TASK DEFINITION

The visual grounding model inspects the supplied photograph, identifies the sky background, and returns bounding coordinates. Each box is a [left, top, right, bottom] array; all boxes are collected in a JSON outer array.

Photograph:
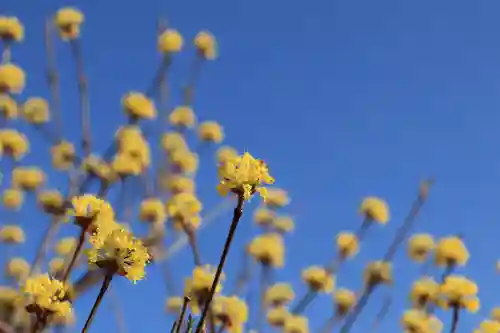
[[3, 0, 500, 332]]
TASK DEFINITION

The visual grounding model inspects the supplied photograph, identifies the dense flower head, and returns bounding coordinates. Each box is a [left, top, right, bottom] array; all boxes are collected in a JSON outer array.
[[54, 237, 77, 256], [48, 258, 66, 276], [216, 146, 238, 165], [212, 295, 248, 333], [334, 288, 356, 316], [161, 131, 187, 153], [51, 140, 76, 170], [194, 30, 218, 60], [265, 283, 295, 306], [86, 227, 151, 283], [190, 264, 225, 294], [248, 233, 285, 267], [169, 148, 199, 175], [217, 152, 275, 201], [0, 225, 25, 244], [12, 166, 46, 191], [0, 129, 29, 160], [435, 236, 469, 267], [272, 215, 295, 233], [0, 63, 26, 94], [139, 198, 167, 224], [161, 174, 196, 194], [301, 266, 335, 293], [267, 306, 290, 327], [284, 315, 309, 333], [254, 207, 276, 226], [5, 257, 30, 281], [2, 188, 24, 210], [122, 92, 156, 119], [476, 320, 500, 333], [158, 29, 183, 53], [264, 187, 290, 208], [166, 192, 202, 230], [21, 274, 72, 317], [364, 261, 392, 287], [410, 277, 440, 308], [408, 233, 435, 263], [22, 97, 50, 124], [169, 106, 196, 128], [359, 196, 390, 224], [54, 7, 84, 40], [198, 120, 224, 143], [336, 232, 359, 258], [438, 275, 480, 313], [0, 16, 24, 42], [401, 309, 437, 333], [0, 94, 18, 119], [37, 189, 65, 215], [165, 296, 183, 314]]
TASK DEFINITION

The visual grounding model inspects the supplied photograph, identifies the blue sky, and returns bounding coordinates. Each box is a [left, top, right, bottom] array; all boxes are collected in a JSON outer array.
[[3, 0, 500, 332]]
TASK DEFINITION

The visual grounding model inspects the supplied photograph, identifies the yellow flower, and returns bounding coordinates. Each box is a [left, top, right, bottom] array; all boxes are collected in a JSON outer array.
[[435, 236, 469, 267], [0, 129, 29, 160], [54, 7, 84, 40], [169, 149, 199, 175], [334, 288, 356, 317], [6, 257, 30, 281], [55, 237, 77, 257], [160, 175, 196, 194], [491, 307, 500, 322], [37, 190, 64, 215], [22, 97, 50, 124], [81, 155, 117, 183], [161, 132, 187, 153], [2, 188, 24, 210], [438, 275, 480, 313], [401, 309, 431, 333], [165, 296, 183, 313], [158, 29, 183, 53], [0, 286, 20, 303], [198, 121, 224, 143], [48, 258, 66, 276], [359, 197, 390, 224], [111, 153, 143, 176], [267, 306, 290, 327], [216, 146, 238, 165], [190, 265, 225, 295], [51, 140, 76, 170], [217, 152, 274, 201], [0, 16, 24, 42], [212, 296, 248, 333], [273, 215, 295, 233], [12, 166, 46, 191], [169, 106, 196, 128], [336, 232, 359, 258], [265, 188, 290, 208], [477, 320, 500, 333], [0, 225, 25, 244], [248, 233, 285, 268], [410, 277, 439, 307], [166, 192, 202, 230], [301, 266, 334, 293], [364, 261, 392, 287], [265, 283, 295, 306], [0, 63, 26, 94], [283, 315, 309, 333], [139, 198, 166, 224], [22, 274, 72, 317], [254, 207, 276, 226], [408, 233, 435, 263], [86, 228, 151, 283], [194, 30, 217, 60], [0, 94, 18, 119], [122, 92, 156, 120]]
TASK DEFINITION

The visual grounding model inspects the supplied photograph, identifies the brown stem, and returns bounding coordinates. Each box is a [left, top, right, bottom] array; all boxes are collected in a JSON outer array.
[[370, 294, 391, 332], [1, 42, 11, 63], [44, 17, 62, 140], [186, 229, 202, 266], [70, 39, 92, 157], [175, 296, 191, 333], [319, 316, 339, 333], [81, 271, 114, 333], [450, 305, 459, 333], [339, 286, 374, 333], [62, 228, 85, 282], [194, 195, 245, 333], [257, 264, 271, 333]]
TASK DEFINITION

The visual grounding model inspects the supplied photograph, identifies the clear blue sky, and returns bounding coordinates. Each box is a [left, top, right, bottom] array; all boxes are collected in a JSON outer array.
[[4, 0, 500, 332]]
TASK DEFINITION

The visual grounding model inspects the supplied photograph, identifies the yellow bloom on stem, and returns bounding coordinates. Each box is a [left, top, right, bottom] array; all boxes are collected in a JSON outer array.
[[265, 188, 290, 208], [12, 166, 46, 191], [364, 261, 392, 288], [438, 275, 480, 313], [0, 129, 30, 160], [336, 232, 359, 258], [408, 233, 435, 263], [86, 228, 151, 283], [0, 94, 18, 119], [191, 264, 225, 294], [0, 63, 26, 94], [2, 188, 24, 210], [267, 306, 290, 327], [169, 149, 199, 175], [283, 315, 309, 333], [81, 155, 117, 183], [54, 7, 84, 40], [161, 132, 187, 153], [6, 257, 30, 281], [0, 16, 24, 42], [212, 295, 248, 333], [273, 215, 295, 233], [0, 286, 20, 303], [48, 258, 66, 276], [169, 106, 196, 128], [254, 207, 276, 226], [111, 153, 143, 176], [434, 236, 469, 267], [37, 189, 65, 215], [401, 309, 432, 333], [122, 92, 156, 120], [217, 152, 275, 201], [55, 237, 77, 257], [194, 30, 218, 60], [410, 277, 439, 308], [22, 274, 72, 318], [265, 283, 295, 306], [301, 266, 334, 293], [334, 288, 356, 317], [476, 320, 500, 333], [216, 146, 238, 165], [248, 233, 285, 268], [158, 29, 183, 53], [198, 121, 224, 144], [161, 175, 196, 194], [359, 196, 390, 224], [165, 296, 183, 314], [166, 192, 203, 228], [0, 225, 25, 244], [139, 198, 167, 224], [22, 97, 50, 124]]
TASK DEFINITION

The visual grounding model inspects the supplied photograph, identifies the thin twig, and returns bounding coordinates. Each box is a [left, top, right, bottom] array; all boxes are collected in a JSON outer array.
[[81, 272, 114, 333]]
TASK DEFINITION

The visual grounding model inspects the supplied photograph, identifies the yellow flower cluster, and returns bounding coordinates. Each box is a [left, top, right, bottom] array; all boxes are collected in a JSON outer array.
[[248, 233, 285, 268], [21, 274, 72, 318]]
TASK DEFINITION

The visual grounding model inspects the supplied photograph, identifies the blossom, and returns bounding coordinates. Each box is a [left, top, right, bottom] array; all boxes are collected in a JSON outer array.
[[6, 257, 30, 281], [86, 228, 151, 283], [359, 197, 390, 224], [0, 16, 24, 42], [0, 225, 25, 244], [22, 97, 50, 124], [212, 296, 248, 333], [283, 315, 309, 333], [334, 288, 356, 317], [0, 63, 25, 94], [54, 7, 84, 40], [198, 121, 224, 143], [301, 266, 334, 293], [435, 236, 469, 267], [364, 261, 392, 287], [217, 152, 274, 201], [55, 238, 77, 256], [169, 106, 196, 128], [408, 233, 435, 263], [248, 233, 285, 267], [194, 30, 217, 60], [122, 92, 156, 120], [0, 94, 18, 119], [22, 274, 72, 318], [336, 232, 359, 258], [267, 306, 290, 327], [438, 275, 480, 313], [2, 188, 24, 210], [158, 29, 183, 53], [265, 283, 295, 306]]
